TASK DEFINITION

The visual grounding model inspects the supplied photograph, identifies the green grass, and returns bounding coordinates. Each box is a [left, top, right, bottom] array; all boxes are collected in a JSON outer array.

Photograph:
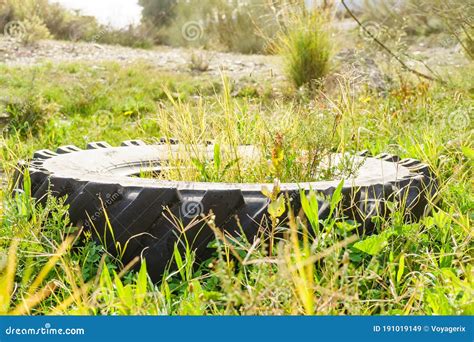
[[0, 60, 472, 315], [276, 10, 334, 88]]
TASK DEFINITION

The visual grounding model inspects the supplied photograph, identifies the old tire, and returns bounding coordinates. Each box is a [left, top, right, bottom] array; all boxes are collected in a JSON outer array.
[[14, 140, 436, 281]]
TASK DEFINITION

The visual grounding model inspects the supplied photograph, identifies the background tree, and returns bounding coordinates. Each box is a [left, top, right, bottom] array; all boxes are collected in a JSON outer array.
[[139, 0, 177, 28]]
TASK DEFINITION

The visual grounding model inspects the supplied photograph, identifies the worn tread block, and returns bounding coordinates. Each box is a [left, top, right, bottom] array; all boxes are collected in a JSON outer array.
[[121, 140, 146, 147], [110, 187, 182, 260], [187, 189, 246, 257], [56, 145, 82, 154], [87, 141, 113, 149], [33, 149, 58, 160], [160, 137, 179, 145]]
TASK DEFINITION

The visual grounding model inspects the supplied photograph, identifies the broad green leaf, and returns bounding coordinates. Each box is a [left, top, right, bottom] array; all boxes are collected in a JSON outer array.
[[136, 261, 148, 306], [461, 146, 474, 161], [329, 180, 344, 217], [173, 244, 185, 281], [268, 195, 285, 218], [261, 185, 272, 199], [300, 189, 319, 232], [100, 264, 113, 290], [397, 254, 405, 283], [354, 230, 394, 256], [23, 168, 31, 199], [213, 143, 221, 171], [113, 272, 134, 310]]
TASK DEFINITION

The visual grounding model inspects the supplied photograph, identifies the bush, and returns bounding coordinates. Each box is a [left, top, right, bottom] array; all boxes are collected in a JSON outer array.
[[0, 0, 52, 44], [0, 0, 154, 48], [96, 24, 155, 49], [160, 0, 282, 54], [276, 9, 333, 88], [211, 0, 280, 54], [5, 96, 58, 136], [0, 0, 14, 28], [139, 0, 176, 28], [20, 14, 51, 45], [1, 0, 73, 43]]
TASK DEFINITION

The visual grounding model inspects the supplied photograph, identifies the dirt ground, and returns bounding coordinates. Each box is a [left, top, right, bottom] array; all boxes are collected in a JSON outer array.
[[0, 38, 283, 81]]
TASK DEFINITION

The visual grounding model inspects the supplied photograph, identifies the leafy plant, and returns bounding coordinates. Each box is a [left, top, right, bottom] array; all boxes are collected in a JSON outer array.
[[191, 143, 240, 182], [20, 15, 51, 44]]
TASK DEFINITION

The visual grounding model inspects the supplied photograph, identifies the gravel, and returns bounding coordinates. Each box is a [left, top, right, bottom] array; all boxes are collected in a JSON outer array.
[[0, 37, 283, 81]]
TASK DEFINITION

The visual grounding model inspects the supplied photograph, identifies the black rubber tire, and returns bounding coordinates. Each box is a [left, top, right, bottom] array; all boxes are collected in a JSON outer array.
[[13, 140, 436, 281]]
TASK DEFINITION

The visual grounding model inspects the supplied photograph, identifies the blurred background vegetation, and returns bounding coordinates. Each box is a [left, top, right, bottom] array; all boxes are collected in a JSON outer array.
[[0, 0, 470, 56], [1, 0, 471, 91]]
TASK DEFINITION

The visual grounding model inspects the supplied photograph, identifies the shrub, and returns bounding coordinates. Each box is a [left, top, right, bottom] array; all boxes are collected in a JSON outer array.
[[276, 9, 334, 88], [139, 0, 177, 28], [20, 14, 51, 45], [1, 0, 67, 43], [93, 24, 154, 49], [188, 52, 210, 72], [0, 0, 50, 44], [0, 0, 14, 29], [210, 0, 280, 54], [0, 0, 154, 48], [160, 0, 282, 54]]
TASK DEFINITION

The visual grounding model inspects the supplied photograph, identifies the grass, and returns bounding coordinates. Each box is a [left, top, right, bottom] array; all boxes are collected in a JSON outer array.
[[0, 58, 472, 315], [276, 9, 334, 88]]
